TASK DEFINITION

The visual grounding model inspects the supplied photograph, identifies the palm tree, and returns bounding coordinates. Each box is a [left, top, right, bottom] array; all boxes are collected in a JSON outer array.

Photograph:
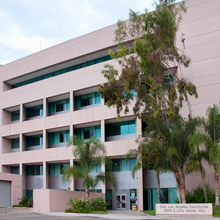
[[204, 104, 220, 206], [126, 135, 168, 204], [62, 136, 118, 200], [187, 130, 210, 202], [144, 113, 204, 204]]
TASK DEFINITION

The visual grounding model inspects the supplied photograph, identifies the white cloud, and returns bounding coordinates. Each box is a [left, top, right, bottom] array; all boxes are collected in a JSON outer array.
[[11, 36, 53, 53], [0, 0, 157, 64]]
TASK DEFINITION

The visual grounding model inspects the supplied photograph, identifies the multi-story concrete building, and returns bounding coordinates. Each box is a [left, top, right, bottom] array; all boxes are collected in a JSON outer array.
[[0, 0, 219, 211]]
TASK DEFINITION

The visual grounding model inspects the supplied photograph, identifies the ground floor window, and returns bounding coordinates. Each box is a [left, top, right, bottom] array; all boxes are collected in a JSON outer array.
[[143, 188, 177, 210], [106, 189, 112, 210], [26, 190, 33, 198]]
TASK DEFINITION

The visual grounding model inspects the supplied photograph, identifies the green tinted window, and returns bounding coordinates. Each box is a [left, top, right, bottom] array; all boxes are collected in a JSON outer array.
[[12, 55, 112, 89], [11, 138, 19, 149], [105, 120, 135, 137], [26, 135, 43, 147], [49, 163, 70, 175], [11, 110, 20, 122], [48, 130, 70, 144], [74, 92, 101, 109], [11, 166, 19, 174], [48, 98, 70, 115], [75, 125, 101, 140], [26, 105, 43, 119], [26, 165, 43, 176]]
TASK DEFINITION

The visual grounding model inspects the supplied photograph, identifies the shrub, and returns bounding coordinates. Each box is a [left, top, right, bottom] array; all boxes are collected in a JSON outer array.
[[186, 184, 215, 203], [88, 197, 108, 212], [66, 197, 108, 213], [16, 196, 33, 207], [67, 198, 91, 213], [64, 208, 73, 213]]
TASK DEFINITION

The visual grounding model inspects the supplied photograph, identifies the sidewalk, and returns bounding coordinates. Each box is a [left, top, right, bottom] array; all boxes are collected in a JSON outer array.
[[42, 210, 158, 219], [41, 210, 220, 220]]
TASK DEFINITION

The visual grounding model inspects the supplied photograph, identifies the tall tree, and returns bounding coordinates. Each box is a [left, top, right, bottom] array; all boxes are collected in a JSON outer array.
[[188, 130, 210, 202], [62, 136, 118, 200], [205, 104, 220, 206], [126, 137, 168, 204], [98, 0, 198, 121], [148, 112, 205, 203], [98, 0, 199, 204]]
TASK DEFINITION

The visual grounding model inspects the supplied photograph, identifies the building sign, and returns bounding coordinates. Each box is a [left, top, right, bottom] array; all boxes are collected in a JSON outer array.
[[156, 204, 212, 215]]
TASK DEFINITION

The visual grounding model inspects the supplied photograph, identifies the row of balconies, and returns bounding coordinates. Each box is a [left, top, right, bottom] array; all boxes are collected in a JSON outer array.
[[2, 119, 136, 154]]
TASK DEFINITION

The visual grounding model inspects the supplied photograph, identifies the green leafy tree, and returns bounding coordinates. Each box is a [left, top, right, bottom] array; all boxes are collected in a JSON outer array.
[[98, 0, 198, 121], [62, 136, 118, 200], [98, 0, 200, 204]]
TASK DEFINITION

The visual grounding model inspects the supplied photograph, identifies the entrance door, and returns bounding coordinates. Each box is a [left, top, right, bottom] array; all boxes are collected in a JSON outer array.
[[116, 194, 126, 210]]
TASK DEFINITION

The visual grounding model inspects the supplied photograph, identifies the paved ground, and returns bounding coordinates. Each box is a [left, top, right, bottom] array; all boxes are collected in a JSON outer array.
[[0, 208, 220, 220]]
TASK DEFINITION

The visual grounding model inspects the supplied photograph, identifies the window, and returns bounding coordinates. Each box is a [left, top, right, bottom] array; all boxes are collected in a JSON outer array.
[[75, 126, 101, 140], [26, 190, 33, 198], [89, 163, 101, 173], [26, 165, 43, 176], [11, 55, 111, 89], [75, 92, 101, 109], [11, 166, 19, 174], [107, 158, 136, 172], [26, 135, 43, 147], [49, 163, 69, 175], [11, 138, 19, 149], [26, 105, 43, 119], [48, 98, 70, 115], [48, 130, 70, 144], [11, 110, 20, 122], [144, 188, 176, 210], [105, 120, 135, 137]]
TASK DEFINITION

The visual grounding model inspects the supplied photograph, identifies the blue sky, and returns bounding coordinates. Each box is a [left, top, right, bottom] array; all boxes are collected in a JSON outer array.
[[0, 0, 157, 64]]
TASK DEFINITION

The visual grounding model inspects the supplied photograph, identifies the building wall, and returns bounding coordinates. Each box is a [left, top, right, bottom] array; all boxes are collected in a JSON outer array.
[[179, 0, 220, 190], [0, 0, 219, 209]]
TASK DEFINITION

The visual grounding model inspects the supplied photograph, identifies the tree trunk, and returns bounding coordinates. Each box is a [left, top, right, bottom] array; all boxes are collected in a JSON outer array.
[[200, 162, 208, 202], [215, 171, 220, 206], [156, 170, 160, 204], [180, 170, 186, 204], [85, 165, 90, 201], [174, 172, 181, 203], [86, 187, 90, 201]]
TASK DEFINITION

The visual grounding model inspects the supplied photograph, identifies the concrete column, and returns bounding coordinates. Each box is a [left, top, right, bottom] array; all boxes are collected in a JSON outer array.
[[70, 159, 74, 191], [43, 129, 47, 149], [43, 161, 48, 189], [20, 104, 24, 122], [70, 124, 74, 139], [101, 95, 105, 106], [70, 91, 74, 112], [19, 134, 24, 152], [137, 167, 143, 211], [19, 163, 26, 197], [135, 117, 142, 138], [101, 163, 106, 194], [43, 98, 48, 117], [101, 119, 105, 143]]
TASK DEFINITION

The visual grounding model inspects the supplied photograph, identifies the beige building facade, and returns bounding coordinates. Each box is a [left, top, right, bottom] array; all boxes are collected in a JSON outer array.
[[0, 0, 219, 211]]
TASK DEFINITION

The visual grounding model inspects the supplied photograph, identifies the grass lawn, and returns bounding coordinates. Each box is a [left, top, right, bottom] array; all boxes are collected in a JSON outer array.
[[143, 206, 220, 217], [90, 211, 106, 214], [142, 210, 156, 216], [213, 206, 220, 217]]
